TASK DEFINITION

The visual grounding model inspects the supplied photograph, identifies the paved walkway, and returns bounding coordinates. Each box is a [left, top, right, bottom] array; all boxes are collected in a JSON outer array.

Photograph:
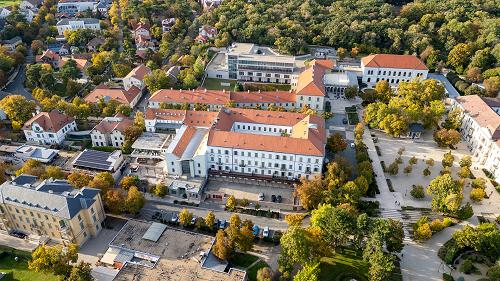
[[0, 232, 37, 252]]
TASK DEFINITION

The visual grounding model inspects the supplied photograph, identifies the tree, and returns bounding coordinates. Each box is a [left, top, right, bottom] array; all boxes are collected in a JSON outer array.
[[205, 211, 216, 230], [120, 176, 139, 190], [29, 244, 78, 276], [414, 223, 432, 241], [375, 80, 392, 103], [469, 48, 495, 71], [68, 262, 93, 281], [310, 204, 355, 252], [471, 178, 486, 190], [179, 208, 193, 226], [344, 86, 358, 99], [67, 172, 92, 188], [409, 156, 418, 165], [447, 43, 472, 73], [410, 185, 425, 198], [151, 182, 167, 197], [105, 189, 125, 214], [470, 188, 485, 202], [112, 63, 132, 78], [484, 77, 500, 97], [294, 262, 320, 281], [363, 233, 395, 281], [89, 172, 114, 191], [426, 174, 463, 213], [237, 226, 254, 252], [459, 156, 472, 168], [403, 165, 413, 175], [213, 230, 233, 260], [144, 69, 174, 93], [423, 167, 431, 177], [43, 166, 65, 180], [115, 104, 131, 116], [0, 95, 36, 129], [425, 158, 435, 167], [441, 151, 454, 168], [465, 67, 482, 83], [326, 132, 347, 153], [337, 48, 346, 59], [280, 227, 317, 265], [225, 195, 236, 211], [133, 112, 145, 131], [60, 59, 81, 80], [434, 129, 461, 148], [256, 267, 273, 281], [443, 108, 462, 130], [285, 214, 305, 227], [458, 166, 471, 179], [453, 223, 500, 260], [294, 175, 326, 211], [125, 186, 145, 214], [16, 159, 45, 177], [387, 162, 399, 175]]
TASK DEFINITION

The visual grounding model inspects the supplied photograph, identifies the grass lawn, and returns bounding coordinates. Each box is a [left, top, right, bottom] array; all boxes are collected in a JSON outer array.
[[246, 260, 269, 281], [345, 106, 359, 125], [242, 82, 291, 91], [0, 253, 59, 281], [231, 253, 260, 269], [202, 78, 237, 91], [319, 249, 369, 281], [0, 0, 19, 7]]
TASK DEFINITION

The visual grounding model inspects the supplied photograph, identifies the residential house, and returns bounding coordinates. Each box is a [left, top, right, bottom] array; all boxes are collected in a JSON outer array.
[[1, 36, 23, 52], [86, 37, 105, 52], [200, 0, 222, 9], [0, 175, 106, 245], [35, 49, 62, 68], [90, 114, 133, 148], [48, 43, 70, 55], [85, 84, 142, 108], [161, 18, 175, 33], [452, 95, 500, 182], [56, 18, 100, 36], [361, 54, 428, 88], [122, 64, 151, 91], [23, 110, 77, 145], [0, 7, 12, 19], [20, 0, 42, 10], [195, 25, 216, 44]]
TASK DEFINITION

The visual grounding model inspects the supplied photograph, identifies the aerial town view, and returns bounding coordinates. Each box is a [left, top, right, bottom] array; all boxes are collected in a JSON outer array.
[[0, 0, 498, 280]]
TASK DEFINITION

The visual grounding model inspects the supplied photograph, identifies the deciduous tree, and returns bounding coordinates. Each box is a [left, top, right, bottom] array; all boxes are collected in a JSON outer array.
[[179, 208, 193, 226], [125, 186, 145, 214], [67, 171, 92, 188]]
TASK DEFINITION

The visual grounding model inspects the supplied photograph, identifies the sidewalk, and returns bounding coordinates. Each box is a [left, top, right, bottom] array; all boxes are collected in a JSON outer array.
[[0, 232, 37, 252]]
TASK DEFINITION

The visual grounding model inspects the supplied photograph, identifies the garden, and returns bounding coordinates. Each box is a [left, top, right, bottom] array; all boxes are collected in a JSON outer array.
[[0, 249, 58, 281]]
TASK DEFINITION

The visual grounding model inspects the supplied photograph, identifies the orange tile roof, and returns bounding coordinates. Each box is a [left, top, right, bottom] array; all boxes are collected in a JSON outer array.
[[172, 126, 197, 157], [231, 91, 296, 104], [145, 108, 186, 121], [149, 89, 230, 105], [208, 108, 326, 156], [145, 108, 218, 127], [85, 85, 141, 106], [23, 110, 74, 133], [124, 64, 151, 80], [295, 60, 332, 97], [93, 115, 134, 134], [456, 95, 500, 142], [361, 54, 428, 70], [60, 57, 88, 70]]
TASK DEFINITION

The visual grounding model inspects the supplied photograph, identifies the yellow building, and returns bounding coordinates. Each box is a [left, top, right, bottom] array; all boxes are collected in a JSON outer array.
[[0, 175, 106, 246]]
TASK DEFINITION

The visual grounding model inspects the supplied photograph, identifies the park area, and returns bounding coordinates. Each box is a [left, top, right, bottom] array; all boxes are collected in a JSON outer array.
[[230, 253, 270, 281], [0, 250, 58, 281]]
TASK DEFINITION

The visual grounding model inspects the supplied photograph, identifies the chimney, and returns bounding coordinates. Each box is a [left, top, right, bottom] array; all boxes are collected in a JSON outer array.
[[204, 89, 207, 92], [223, 89, 225, 93]]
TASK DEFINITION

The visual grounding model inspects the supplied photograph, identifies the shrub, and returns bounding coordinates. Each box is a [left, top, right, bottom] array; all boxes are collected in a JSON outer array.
[[442, 273, 454, 281], [458, 166, 471, 179], [454, 203, 474, 220], [414, 223, 432, 241], [410, 185, 425, 199], [430, 219, 445, 232], [387, 162, 399, 175], [423, 167, 431, 177], [438, 239, 462, 264], [443, 217, 453, 227], [409, 156, 418, 165], [471, 178, 486, 189], [403, 164, 413, 175], [396, 156, 403, 164], [487, 265, 500, 279], [459, 259, 477, 274], [470, 188, 486, 202]]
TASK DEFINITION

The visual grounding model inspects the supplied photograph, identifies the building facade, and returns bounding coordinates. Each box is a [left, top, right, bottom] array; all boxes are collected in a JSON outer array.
[[23, 110, 77, 145], [0, 175, 105, 245], [85, 84, 142, 108], [56, 18, 100, 35], [90, 115, 133, 148], [123, 64, 151, 91], [361, 54, 428, 88], [452, 95, 500, 182], [57, 0, 97, 15]]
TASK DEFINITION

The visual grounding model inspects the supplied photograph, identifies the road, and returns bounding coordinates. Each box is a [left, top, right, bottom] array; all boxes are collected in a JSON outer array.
[[3, 48, 35, 100], [139, 201, 290, 231]]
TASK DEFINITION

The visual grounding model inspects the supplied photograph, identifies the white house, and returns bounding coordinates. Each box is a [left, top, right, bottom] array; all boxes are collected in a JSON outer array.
[[85, 84, 142, 108], [23, 110, 77, 145], [0, 7, 12, 19], [56, 18, 100, 35], [162, 108, 326, 180], [20, 0, 42, 10], [452, 95, 500, 183], [123, 64, 151, 91], [20, 8, 35, 22], [361, 54, 428, 88], [90, 114, 133, 148], [1, 36, 23, 52], [57, 0, 97, 15], [162, 18, 175, 33]]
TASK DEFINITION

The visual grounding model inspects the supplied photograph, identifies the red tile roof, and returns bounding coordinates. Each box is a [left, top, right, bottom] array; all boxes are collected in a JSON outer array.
[[361, 54, 428, 70], [172, 126, 197, 157], [149, 89, 230, 105], [93, 115, 133, 134], [231, 91, 296, 104], [23, 110, 74, 133], [145, 108, 218, 127], [295, 60, 333, 97], [85, 85, 141, 106], [456, 95, 500, 143], [124, 64, 151, 80]]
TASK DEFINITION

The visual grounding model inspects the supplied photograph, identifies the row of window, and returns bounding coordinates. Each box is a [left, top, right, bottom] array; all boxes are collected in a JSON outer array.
[[366, 77, 412, 84], [209, 149, 320, 163], [210, 165, 315, 178], [234, 124, 291, 134], [366, 69, 421, 77]]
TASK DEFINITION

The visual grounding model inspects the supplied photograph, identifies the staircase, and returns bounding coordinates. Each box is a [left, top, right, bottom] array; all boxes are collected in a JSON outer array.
[[379, 208, 434, 241]]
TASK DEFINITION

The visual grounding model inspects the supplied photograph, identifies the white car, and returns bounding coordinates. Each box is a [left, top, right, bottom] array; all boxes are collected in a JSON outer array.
[[258, 193, 265, 201], [350, 142, 355, 148], [262, 227, 269, 238]]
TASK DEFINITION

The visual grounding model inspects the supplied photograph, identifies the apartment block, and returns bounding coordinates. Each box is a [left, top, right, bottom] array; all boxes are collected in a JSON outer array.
[[0, 175, 105, 245], [23, 110, 77, 145], [361, 54, 428, 88]]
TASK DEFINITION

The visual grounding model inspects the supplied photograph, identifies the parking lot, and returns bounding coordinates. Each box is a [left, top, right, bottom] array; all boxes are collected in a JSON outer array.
[[205, 179, 296, 206]]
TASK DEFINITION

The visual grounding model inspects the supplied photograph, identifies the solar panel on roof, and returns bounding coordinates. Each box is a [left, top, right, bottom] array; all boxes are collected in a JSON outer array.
[[74, 150, 114, 170]]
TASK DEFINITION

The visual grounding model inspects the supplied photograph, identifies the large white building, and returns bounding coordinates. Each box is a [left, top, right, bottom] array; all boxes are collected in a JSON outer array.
[[206, 43, 304, 84], [361, 54, 428, 88], [56, 18, 100, 35], [452, 95, 500, 182], [161, 108, 326, 180], [23, 110, 77, 145], [57, 0, 97, 15], [90, 115, 133, 148]]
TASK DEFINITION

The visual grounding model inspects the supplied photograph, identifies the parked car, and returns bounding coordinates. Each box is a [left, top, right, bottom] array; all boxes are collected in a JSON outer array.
[[276, 195, 282, 203], [342, 118, 348, 124], [171, 214, 179, 223], [252, 225, 260, 236], [219, 220, 227, 229], [191, 216, 197, 225], [152, 211, 161, 220], [262, 227, 269, 238], [258, 193, 265, 201], [10, 231, 26, 239], [350, 142, 355, 148], [271, 195, 276, 202]]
